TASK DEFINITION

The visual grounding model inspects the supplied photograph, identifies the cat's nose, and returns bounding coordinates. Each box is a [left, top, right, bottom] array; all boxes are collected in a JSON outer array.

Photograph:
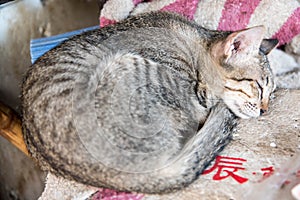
[[260, 101, 269, 116], [260, 108, 267, 115]]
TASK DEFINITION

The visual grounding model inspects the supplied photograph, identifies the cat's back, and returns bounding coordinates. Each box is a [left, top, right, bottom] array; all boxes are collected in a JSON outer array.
[[26, 12, 206, 81], [22, 12, 205, 115]]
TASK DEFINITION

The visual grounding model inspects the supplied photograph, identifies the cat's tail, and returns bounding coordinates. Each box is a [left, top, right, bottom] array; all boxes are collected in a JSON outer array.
[[106, 103, 237, 194]]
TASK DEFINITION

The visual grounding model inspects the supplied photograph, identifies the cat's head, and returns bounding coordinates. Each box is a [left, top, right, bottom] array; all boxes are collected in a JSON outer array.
[[212, 26, 278, 119]]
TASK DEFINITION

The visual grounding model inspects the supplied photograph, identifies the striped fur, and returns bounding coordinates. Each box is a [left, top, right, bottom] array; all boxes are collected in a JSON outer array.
[[22, 12, 276, 193]]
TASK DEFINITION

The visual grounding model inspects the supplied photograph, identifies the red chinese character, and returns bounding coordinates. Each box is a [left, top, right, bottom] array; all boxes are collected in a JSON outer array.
[[202, 155, 248, 184], [256, 166, 275, 182], [261, 166, 275, 178]]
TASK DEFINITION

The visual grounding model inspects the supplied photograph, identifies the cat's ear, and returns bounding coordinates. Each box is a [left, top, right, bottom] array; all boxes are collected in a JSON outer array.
[[222, 26, 265, 61], [259, 39, 279, 55]]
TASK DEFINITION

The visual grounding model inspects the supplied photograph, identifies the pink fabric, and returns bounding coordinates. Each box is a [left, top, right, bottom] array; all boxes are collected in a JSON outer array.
[[100, 17, 117, 27], [218, 0, 261, 31], [92, 188, 144, 200], [133, 0, 144, 6], [161, 0, 199, 20], [272, 7, 300, 45]]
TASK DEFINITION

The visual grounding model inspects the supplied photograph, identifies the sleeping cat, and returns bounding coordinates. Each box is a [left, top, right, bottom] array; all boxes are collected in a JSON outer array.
[[21, 12, 278, 193]]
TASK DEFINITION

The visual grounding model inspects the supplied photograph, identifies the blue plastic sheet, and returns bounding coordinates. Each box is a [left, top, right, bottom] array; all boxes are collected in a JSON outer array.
[[30, 26, 99, 64]]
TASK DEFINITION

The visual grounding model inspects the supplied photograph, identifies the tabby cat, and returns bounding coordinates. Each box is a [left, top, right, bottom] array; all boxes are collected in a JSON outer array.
[[22, 12, 278, 193]]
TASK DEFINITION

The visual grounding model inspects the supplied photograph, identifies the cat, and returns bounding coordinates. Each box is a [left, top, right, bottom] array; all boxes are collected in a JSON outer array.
[[21, 12, 278, 194]]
